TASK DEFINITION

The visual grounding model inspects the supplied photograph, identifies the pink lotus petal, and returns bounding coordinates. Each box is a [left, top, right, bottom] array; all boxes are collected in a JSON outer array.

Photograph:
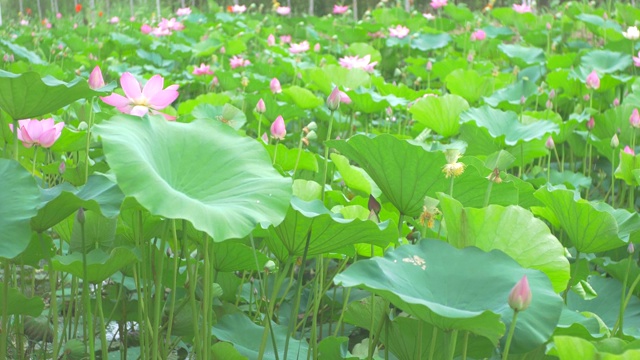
[[120, 72, 142, 101], [101, 93, 131, 108], [150, 109, 176, 121], [20, 125, 34, 145], [25, 120, 44, 141], [38, 128, 58, 148], [142, 75, 164, 99], [130, 105, 150, 117], [149, 90, 179, 109]]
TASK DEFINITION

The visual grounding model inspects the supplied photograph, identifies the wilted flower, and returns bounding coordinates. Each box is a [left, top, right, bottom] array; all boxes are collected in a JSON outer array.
[[586, 70, 600, 90], [88, 66, 105, 89], [9, 118, 64, 148], [192, 63, 213, 76], [508, 276, 532, 312], [623, 26, 640, 40], [270, 115, 286, 140], [270, 78, 282, 94], [443, 149, 465, 178], [100, 72, 179, 120], [389, 25, 410, 38], [333, 5, 349, 14]]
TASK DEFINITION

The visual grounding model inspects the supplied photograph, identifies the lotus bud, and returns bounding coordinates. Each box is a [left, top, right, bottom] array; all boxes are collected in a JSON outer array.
[[270, 115, 286, 140], [426, 61, 433, 71], [314, 43, 321, 52], [368, 195, 381, 215], [327, 86, 342, 111], [77, 208, 85, 225], [629, 243, 635, 254], [546, 99, 553, 109], [549, 89, 556, 99], [546, 22, 552, 30], [256, 98, 266, 114], [211, 76, 219, 88], [261, 132, 268, 143], [508, 275, 532, 312], [613, 98, 620, 107], [630, 109, 640, 128], [264, 260, 276, 273], [88, 66, 105, 90], [520, 96, 526, 105], [587, 117, 595, 130], [586, 70, 600, 90], [78, 121, 88, 131], [58, 162, 66, 175], [467, 53, 474, 63], [611, 134, 619, 148], [393, 68, 402, 77], [241, 76, 249, 88], [267, 34, 276, 46], [545, 136, 555, 150], [270, 78, 282, 94]]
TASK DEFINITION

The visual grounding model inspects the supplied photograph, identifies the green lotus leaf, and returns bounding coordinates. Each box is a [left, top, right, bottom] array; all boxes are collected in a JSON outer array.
[[0, 39, 46, 65], [0, 70, 111, 119], [0, 285, 44, 317], [267, 197, 395, 262], [0, 159, 40, 259], [51, 247, 139, 283], [498, 44, 545, 65], [212, 241, 269, 272], [615, 150, 640, 186], [409, 94, 469, 137], [334, 240, 564, 354], [330, 153, 380, 197], [554, 336, 640, 360], [484, 79, 538, 107], [554, 307, 608, 341], [460, 106, 559, 146], [445, 69, 494, 104], [191, 103, 246, 130], [328, 134, 448, 217], [581, 50, 632, 74], [439, 194, 570, 292], [282, 85, 323, 109], [264, 143, 318, 173], [410, 33, 452, 51], [93, 115, 292, 242], [534, 186, 627, 253]]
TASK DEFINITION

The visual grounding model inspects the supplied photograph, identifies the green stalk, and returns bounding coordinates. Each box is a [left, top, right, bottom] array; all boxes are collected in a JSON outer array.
[[449, 176, 454, 197], [32, 145, 38, 175], [321, 110, 335, 201], [611, 149, 616, 206], [79, 217, 96, 359], [563, 251, 580, 302], [164, 220, 180, 353], [96, 282, 108, 359], [257, 113, 263, 140], [428, 327, 438, 360], [152, 235, 167, 360], [185, 236, 201, 358], [0, 261, 9, 360], [615, 253, 634, 336], [84, 97, 95, 183], [461, 331, 469, 360], [311, 256, 324, 359], [502, 311, 519, 360], [447, 330, 458, 360], [273, 139, 280, 165], [292, 135, 304, 178], [39, 232, 60, 358], [284, 229, 313, 359], [257, 259, 289, 360], [415, 321, 423, 360], [613, 272, 640, 335], [483, 181, 494, 208], [202, 237, 211, 360], [547, 152, 552, 184]]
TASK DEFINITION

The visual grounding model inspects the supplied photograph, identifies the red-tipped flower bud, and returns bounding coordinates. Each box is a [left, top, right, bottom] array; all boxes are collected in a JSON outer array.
[[508, 275, 532, 312]]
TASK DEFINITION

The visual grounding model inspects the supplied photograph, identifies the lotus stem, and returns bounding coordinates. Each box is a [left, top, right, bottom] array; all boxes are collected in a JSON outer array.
[[502, 311, 519, 360], [322, 110, 335, 201], [483, 180, 494, 208], [447, 330, 458, 360], [461, 331, 469, 360], [284, 229, 312, 359], [79, 214, 96, 359], [152, 234, 167, 360], [416, 321, 423, 360], [164, 220, 180, 352], [96, 282, 108, 359], [613, 272, 640, 335], [615, 252, 634, 336]]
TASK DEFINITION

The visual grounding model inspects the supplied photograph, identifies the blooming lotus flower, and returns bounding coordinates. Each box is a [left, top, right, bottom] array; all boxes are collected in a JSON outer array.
[[9, 118, 64, 148], [88, 66, 105, 90], [270, 78, 282, 94], [20, 19, 29, 26], [624, 145, 635, 155], [176, 7, 191, 16], [193, 63, 213, 76], [423, 13, 435, 20], [276, 6, 291, 15], [229, 55, 250, 69], [586, 70, 600, 90], [100, 72, 179, 120], [623, 26, 640, 40], [271, 115, 286, 140], [289, 41, 310, 54], [327, 87, 342, 111], [513, 3, 532, 13], [508, 276, 532, 312], [633, 51, 640, 67], [389, 25, 410, 39], [267, 34, 276, 46], [631, 109, 640, 128], [333, 5, 349, 14], [430, 0, 447, 9], [471, 29, 486, 41], [231, 5, 247, 13], [109, 16, 120, 24], [280, 35, 292, 44], [339, 54, 377, 72], [141, 24, 152, 34], [151, 27, 172, 37]]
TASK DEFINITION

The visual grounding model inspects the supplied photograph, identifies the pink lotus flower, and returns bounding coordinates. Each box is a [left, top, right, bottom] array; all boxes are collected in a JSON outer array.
[[88, 66, 105, 90], [624, 146, 635, 155], [423, 13, 436, 20], [231, 5, 247, 13], [267, 34, 276, 46], [276, 6, 291, 15], [109, 16, 120, 24], [9, 118, 64, 148], [230, 55, 250, 69], [586, 70, 600, 90], [141, 24, 152, 34], [339, 54, 377, 72], [389, 25, 410, 39], [513, 3, 532, 13], [471, 29, 486, 41], [176, 7, 191, 16], [270, 78, 282, 94], [333, 5, 349, 14], [430, 0, 447, 9], [633, 51, 640, 67], [193, 63, 213, 76], [289, 41, 310, 54], [508, 275, 532, 312], [631, 109, 640, 128], [20, 19, 29, 26], [280, 35, 292, 44], [271, 115, 286, 140], [100, 72, 179, 120], [56, 13, 62, 19]]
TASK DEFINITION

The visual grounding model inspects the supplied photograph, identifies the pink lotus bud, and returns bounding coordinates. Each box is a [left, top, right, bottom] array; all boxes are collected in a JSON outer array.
[[520, 96, 526, 105], [267, 34, 276, 46], [220, 46, 226, 54], [77, 208, 85, 225], [630, 109, 640, 128], [624, 145, 635, 155], [586, 70, 600, 90], [470, 29, 486, 41], [546, 22, 551, 30], [261, 132, 268, 143], [549, 89, 556, 99], [613, 98, 620, 107], [587, 117, 595, 130], [88, 66, 105, 90], [58, 162, 66, 174], [314, 43, 321, 52], [611, 134, 619, 148], [256, 98, 266, 114], [508, 275, 532, 312], [545, 136, 555, 150], [368, 194, 381, 214], [270, 78, 282, 94], [327, 86, 342, 111], [270, 115, 286, 140], [426, 61, 433, 71], [546, 99, 553, 109], [629, 242, 635, 254], [583, 94, 590, 101], [56, 13, 62, 19], [467, 53, 474, 63], [141, 24, 152, 34]]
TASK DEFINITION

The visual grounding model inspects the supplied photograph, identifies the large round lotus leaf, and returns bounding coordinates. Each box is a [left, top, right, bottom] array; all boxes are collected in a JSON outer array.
[[460, 106, 559, 146], [554, 336, 640, 360], [439, 194, 570, 292], [93, 115, 292, 241], [334, 240, 564, 354], [498, 44, 545, 65], [327, 135, 448, 217], [409, 94, 469, 137], [581, 50, 632, 74], [267, 197, 396, 262], [534, 186, 627, 253], [445, 69, 494, 104], [0, 159, 41, 259]]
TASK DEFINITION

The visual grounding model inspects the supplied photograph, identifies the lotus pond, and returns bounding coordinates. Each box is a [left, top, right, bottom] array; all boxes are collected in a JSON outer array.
[[2, 0, 640, 359]]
